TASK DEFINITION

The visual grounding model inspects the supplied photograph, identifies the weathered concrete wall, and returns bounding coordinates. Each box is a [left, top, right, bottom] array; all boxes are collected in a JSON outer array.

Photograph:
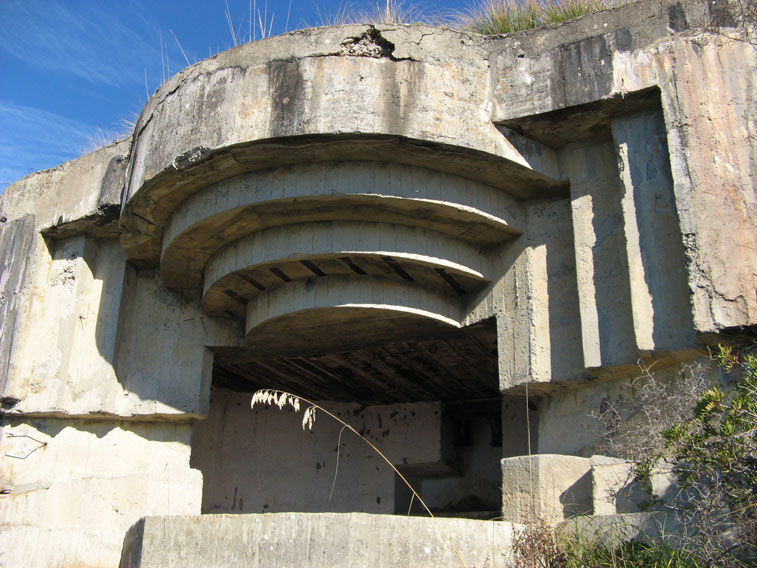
[[192, 389, 503, 516], [0, 140, 129, 402], [192, 390, 447, 515], [120, 512, 518, 568], [501, 454, 592, 524], [0, 418, 200, 567], [536, 360, 704, 457], [489, 0, 757, 335]]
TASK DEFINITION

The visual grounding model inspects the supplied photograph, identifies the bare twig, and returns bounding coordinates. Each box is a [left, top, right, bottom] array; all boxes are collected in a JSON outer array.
[[251, 389, 469, 568]]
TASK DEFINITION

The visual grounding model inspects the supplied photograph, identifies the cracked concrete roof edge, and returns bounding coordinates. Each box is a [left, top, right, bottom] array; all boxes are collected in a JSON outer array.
[[2, 0, 717, 244]]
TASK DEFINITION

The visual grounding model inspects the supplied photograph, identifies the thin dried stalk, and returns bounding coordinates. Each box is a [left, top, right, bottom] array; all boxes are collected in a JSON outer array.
[[251, 388, 468, 568]]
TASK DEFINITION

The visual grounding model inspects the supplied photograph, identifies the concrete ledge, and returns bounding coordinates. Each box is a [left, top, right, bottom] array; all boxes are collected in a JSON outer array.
[[119, 512, 518, 568], [501, 455, 592, 524], [160, 161, 522, 289], [244, 277, 465, 355], [121, 23, 562, 264], [202, 221, 488, 318]]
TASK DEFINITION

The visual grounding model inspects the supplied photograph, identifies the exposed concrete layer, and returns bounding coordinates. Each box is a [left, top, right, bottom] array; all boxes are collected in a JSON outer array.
[[611, 111, 694, 352], [0, 215, 35, 396], [487, 0, 712, 122], [192, 391, 447, 515], [203, 222, 488, 318], [0, 241, 238, 419], [0, 139, 129, 239], [493, 195, 584, 391], [0, 3, 756, 566], [490, 0, 757, 333], [121, 24, 563, 264], [566, 139, 637, 369], [501, 454, 592, 524], [161, 161, 521, 290], [0, 418, 201, 568], [245, 277, 464, 356], [119, 512, 518, 568]]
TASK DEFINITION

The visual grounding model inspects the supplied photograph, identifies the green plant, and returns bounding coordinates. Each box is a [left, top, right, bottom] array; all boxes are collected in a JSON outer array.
[[658, 346, 757, 566], [561, 538, 701, 568], [596, 347, 757, 567], [456, 0, 542, 35]]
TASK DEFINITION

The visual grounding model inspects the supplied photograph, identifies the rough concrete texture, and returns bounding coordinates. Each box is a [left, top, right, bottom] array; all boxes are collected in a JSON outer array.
[[535, 359, 708, 457], [121, 24, 561, 263], [119, 512, 518, 568], [0, 237, 238, 419], [0, 418, 201, 567], [0, 0, 756, 565], [490, 0, 757, 333], [501, 454, 593, 524], [192, 390, 448, 515], [590, 456, 677, 515]]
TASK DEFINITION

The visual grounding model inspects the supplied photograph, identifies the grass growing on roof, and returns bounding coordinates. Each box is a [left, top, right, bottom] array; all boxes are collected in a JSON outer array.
[[453, 0, 627, 35]]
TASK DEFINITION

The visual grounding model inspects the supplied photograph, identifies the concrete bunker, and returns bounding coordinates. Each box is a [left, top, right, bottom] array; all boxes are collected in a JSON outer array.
[[4, 4, 757, 565], [192, 318, 508, 518]]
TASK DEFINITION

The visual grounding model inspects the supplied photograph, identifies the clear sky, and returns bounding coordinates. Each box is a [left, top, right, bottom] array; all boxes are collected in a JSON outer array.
[[0, 0, 469, 190]]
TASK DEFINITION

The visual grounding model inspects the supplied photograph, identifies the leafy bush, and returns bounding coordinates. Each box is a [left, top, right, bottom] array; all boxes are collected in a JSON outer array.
[[658, 347, 757, 566], [595, 346, 757, 567]]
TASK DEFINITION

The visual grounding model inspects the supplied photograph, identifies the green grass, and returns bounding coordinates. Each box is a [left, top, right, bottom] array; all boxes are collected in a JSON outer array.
[[562, 540, 702, 568], [453, 0, 627, 35]]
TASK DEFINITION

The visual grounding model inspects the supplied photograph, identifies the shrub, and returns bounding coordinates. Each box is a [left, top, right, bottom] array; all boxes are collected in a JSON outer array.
[[595, 346, 757, 567], [515, 517, 701, 567], [659, 347, 757, 566]]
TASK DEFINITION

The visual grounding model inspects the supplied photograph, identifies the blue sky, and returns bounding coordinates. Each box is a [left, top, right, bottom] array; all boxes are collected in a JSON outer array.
[[0, 0, 466, 190]]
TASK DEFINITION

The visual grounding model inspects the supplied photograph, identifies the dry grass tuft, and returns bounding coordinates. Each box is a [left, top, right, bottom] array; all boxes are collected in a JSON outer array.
[[313, 0, 425, 26], [452, 0, 628, 35], [251, 388, 469, 567]]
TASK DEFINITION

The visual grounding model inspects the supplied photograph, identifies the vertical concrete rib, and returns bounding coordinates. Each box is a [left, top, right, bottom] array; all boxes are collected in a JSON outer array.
[[611, 111, 695, 351], [563, 140, 637, 369]]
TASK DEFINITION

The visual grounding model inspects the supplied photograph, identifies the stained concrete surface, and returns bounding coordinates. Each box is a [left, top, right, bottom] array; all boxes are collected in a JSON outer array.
[[119, 513, 519, 568]]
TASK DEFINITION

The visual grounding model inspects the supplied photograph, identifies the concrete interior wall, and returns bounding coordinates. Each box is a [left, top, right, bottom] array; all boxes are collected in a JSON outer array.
[[191, 386, 505, 517], [404, 409, 503, 517]]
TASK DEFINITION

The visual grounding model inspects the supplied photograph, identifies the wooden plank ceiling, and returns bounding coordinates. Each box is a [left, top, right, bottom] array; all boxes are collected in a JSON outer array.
[[212, 319, 499, 404]]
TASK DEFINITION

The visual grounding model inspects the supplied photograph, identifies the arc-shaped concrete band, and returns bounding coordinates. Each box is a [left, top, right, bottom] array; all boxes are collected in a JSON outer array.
[[120, 24, 564, 265], [161, 162, 522, 289], [245, 276, 463, 344], [203, 222, 488, 317]]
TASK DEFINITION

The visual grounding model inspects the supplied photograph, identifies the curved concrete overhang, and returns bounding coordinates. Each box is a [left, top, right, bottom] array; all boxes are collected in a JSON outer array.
[[161, 161, 520, 289], [120, 23, 564, 266], [203, 222, 488, 318], [245, 277, 463, 356]]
